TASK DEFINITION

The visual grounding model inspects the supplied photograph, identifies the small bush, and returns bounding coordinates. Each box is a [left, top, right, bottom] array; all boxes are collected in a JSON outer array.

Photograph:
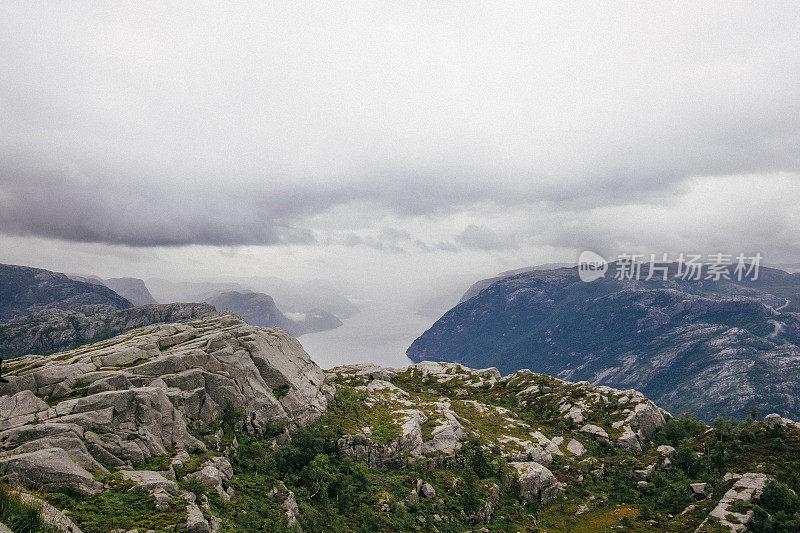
[[750, 480, 800, 532], [0, 485, 49, 533], [222, 402, 244, 432], [179, 477, 209, 500]]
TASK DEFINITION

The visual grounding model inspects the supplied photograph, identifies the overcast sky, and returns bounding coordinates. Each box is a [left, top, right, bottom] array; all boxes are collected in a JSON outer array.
[[1, 2, 799, 304]]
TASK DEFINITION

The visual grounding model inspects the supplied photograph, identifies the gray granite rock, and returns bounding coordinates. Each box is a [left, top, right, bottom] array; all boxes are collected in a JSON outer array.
[[508, 461, 562, 504], [0, 313, 332, 497], [0, 448, 102, 495]]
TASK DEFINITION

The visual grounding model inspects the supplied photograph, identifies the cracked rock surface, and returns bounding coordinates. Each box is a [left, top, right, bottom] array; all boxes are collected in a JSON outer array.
[[0, 312, 332, 524]]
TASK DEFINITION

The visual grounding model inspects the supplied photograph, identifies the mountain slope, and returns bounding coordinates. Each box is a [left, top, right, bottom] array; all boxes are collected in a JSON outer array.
[[206, 290, 342, 336], [407, 264, 800, 421], [101, 277, 158, 306], [68, 274, 159, 306], [206, 291, 295, 330], [0, 302, 214, 358], [458, 263, 575, 304], [0, 263, 132, 322], [2, 332, 798, 532]]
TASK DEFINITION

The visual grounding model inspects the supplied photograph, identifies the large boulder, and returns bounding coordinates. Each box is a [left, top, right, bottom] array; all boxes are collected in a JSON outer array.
[[121, 469, 180, 494], [617, 426, 642, 453], [186, 503, 212, 533], [763, 413, 792, 428], [579, 424, 609, 440], [186, 457, 233, 499], [566, 439, 585, 456], [632, 401, 666, 438], [508, 461, 562, 504], [420, 400, 466, 455], [0, 448, 102, 495]]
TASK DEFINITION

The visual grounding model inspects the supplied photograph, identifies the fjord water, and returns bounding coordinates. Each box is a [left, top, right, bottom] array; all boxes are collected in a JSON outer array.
[[298, 300, 432, 369]]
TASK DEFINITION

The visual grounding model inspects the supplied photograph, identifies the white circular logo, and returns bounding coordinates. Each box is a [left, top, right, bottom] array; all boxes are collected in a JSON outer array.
[[578, 251, 608, 282]]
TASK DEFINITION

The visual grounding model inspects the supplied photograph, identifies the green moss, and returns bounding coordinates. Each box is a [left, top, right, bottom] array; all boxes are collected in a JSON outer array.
[[727, 499, 751, 514], [175, 452, 215, 479], [420, 417, 437, 442], [137, 448, 176, 471], [319, 386, 401, 445], [273, 383, 291, 399], [111, 357, 150, 369], [44, 476, 187, 533]]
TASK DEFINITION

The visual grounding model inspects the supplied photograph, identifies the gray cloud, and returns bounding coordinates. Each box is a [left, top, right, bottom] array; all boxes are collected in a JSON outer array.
[[1, 2, 799, 249], [455, 224, 517, 251]]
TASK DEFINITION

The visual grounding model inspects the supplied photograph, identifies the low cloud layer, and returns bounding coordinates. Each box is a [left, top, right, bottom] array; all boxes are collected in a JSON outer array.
[[1, 2, 799, 257]]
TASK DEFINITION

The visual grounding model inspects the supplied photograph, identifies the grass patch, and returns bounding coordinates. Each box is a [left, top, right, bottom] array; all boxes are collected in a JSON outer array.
[[137, 449, 176, 471], [0, 485, 51, 533], [44, 474, 187, 533], [174, 452, 214, 479]]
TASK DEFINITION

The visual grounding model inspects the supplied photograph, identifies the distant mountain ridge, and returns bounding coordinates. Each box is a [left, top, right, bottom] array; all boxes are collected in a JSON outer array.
[[1, 264, 344, 355], [0, 302, 214, 358], [205, 290, 342, 336], [407, 263, 800, 421], [67, 274, 158, 306], [458, 263, 575, 304], [0, 263, 221, 357], [0, 263, 132, 323], [146, 277, 359, 319]]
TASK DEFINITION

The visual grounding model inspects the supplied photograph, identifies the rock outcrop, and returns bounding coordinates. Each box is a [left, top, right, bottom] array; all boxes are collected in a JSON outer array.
[[508, 461, 563, 504], [328, 361, 667, 497], [699, 473, 769, 532], [186, 456, 234, 499], [0, 302, 215, 358], [0, 313, 333, 496], [0, 447, 103, 495]]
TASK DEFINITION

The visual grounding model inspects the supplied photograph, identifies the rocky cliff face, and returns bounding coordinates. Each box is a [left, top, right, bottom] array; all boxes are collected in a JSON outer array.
[[0, 303, 216, 358], [204, 291, 294, 331], [0, 312, 332, 532], [67, 275, 158, 307], [0, 263, 132, 323], [408, 265, 800, 421], [101, 278, 158, 306], [0, 313, 331, 471]]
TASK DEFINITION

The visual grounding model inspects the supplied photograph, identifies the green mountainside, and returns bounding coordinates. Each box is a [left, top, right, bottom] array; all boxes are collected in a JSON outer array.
[[407, 264, 800, 421], [0, 317, 798, 532]]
